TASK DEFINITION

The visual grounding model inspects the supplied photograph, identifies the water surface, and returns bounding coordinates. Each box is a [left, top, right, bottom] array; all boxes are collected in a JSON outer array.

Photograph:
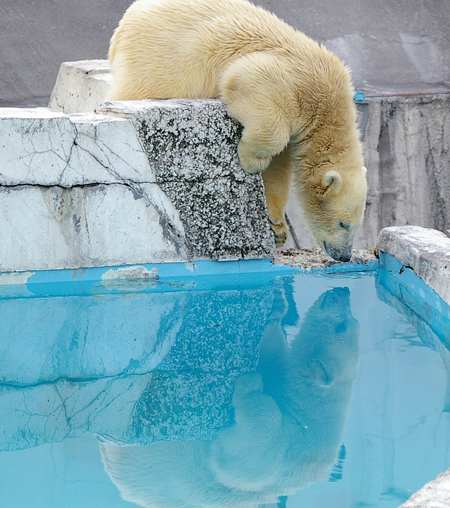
[[0, 269, 449, 508]]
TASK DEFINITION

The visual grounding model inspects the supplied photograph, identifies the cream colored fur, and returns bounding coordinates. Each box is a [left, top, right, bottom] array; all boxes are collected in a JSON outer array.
[[107, 0, 367, 261]]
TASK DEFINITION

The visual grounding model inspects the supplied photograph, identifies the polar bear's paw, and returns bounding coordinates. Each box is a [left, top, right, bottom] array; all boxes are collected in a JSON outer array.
[[269, 217, 289, 247], [232, 373, 264, 402], [238, 140, 272, 174]]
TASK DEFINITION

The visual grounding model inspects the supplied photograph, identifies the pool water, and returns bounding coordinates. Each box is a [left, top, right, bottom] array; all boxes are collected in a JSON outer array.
[[0, 268, 449, 508]]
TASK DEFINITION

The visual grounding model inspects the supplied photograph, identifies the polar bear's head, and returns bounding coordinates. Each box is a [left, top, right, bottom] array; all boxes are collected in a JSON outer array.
[[298, 163, 367, 262]]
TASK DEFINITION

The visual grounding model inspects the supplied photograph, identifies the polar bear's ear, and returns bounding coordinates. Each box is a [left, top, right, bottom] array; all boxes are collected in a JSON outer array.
[[310, 169, 341, 196], [362, 166, 367, 175], [322, 170, 341, 191]]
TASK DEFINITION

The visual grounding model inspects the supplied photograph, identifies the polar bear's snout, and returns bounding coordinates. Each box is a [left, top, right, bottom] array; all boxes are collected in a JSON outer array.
[[323, 241, 353, 263]]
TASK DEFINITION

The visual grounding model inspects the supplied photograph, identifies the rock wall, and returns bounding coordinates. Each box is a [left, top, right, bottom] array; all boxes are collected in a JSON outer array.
[[0, 95, 274, 272], [362, 95, 450, 247]]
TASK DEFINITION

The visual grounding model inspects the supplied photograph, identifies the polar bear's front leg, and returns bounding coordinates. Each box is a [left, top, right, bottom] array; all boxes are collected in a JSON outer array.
[[262, 149, 293, 247], [234, 115, 291, 175], [220, 53, 292, 174], [237, 137, 274, 174]]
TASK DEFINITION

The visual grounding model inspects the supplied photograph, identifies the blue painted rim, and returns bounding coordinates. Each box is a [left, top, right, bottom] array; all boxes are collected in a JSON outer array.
[[0, 258, 378, 299]]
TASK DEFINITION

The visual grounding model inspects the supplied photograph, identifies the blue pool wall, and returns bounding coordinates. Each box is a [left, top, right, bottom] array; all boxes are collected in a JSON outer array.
[[0, 257, 376, 299], [0, 250, 448, 318], [1, 249, 449, 354], [1, 256, 449, 508]]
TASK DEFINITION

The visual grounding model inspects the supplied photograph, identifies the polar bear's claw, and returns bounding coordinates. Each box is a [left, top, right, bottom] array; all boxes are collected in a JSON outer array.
[[269, 219, 289, 247]]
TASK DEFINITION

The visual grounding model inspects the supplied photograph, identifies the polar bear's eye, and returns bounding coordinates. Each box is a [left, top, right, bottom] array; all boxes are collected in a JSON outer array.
[[339, 221, 350, 230], [335, 322, 348, 334]]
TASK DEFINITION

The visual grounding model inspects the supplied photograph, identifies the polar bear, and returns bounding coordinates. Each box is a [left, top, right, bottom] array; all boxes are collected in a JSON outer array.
[[99, 286, 360, 507], [107, 0, 367, 261]]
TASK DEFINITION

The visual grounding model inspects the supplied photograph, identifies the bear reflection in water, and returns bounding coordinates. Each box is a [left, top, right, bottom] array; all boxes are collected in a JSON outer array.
[[100, 287, 360, 508]]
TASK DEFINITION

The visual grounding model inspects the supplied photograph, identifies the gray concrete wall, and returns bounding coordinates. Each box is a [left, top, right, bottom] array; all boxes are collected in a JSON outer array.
[[364, 95, 450, 243], [2, 0, 450, 107]]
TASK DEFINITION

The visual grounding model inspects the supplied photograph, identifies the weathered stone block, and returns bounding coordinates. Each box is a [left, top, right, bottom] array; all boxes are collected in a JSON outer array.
[[0, 107, 154, 186], [0, 96, 274, 271], [0, 183, 187, 271], [376, 225, 450, 305], [48, 60, 112, 114], [98, 99, 242, 182]]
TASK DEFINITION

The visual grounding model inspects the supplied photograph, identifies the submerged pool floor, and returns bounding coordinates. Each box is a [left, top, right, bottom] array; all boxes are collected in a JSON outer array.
[[0, 269, 449, 508]]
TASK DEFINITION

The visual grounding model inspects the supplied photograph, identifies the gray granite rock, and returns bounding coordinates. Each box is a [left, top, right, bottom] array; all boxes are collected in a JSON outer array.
[[99, 100, 275, 260]]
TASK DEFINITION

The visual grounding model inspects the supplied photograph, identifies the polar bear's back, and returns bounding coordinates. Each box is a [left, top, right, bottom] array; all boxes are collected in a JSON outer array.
[[107, 0, 318, 101]]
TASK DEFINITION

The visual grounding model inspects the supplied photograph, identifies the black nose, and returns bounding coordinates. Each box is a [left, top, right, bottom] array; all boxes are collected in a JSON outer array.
[[339, 253, 352, 263]]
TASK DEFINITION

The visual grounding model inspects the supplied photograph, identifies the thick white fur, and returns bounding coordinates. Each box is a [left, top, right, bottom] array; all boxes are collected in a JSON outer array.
[[107, 0, 367, 260]]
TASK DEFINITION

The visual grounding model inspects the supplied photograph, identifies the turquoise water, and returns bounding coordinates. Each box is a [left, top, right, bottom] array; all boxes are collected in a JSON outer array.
[[0, 267, 449, 508]]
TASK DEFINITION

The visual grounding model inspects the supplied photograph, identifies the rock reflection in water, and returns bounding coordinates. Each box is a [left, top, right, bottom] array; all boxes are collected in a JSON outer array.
[[0, 283, 272, 451], [100, 287, 360, 508]]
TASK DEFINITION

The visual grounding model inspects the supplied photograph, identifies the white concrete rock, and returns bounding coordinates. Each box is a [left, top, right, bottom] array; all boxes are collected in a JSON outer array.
[[0, 183, 187, 271], [48, 60, 112, 114], [0, 68, 274, 271], [376, 225, 450, 305], [0, 108, 154, 186]]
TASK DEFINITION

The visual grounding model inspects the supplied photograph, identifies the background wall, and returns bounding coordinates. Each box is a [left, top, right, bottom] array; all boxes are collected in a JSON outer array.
[[2, 0, 450, 108]]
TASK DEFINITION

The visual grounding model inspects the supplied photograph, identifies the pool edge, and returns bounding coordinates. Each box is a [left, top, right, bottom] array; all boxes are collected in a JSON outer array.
[[376, 226, 450, 508]]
